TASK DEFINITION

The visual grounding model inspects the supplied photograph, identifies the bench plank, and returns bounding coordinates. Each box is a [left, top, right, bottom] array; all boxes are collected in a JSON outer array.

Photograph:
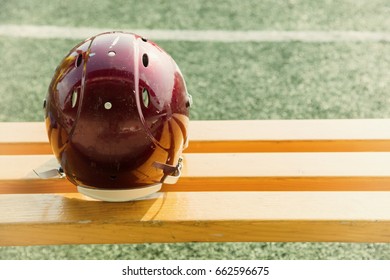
[[2, 120, 390, 245], [0, 122, 51, 155], [190, 119, 390, 152], [1, 191, 390, 245], [2, 153, 390, 193], [2, 120, 390, 154]]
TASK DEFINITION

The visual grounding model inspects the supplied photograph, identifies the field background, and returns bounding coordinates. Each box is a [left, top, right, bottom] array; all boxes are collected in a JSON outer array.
[[1, 0, 390, 259]]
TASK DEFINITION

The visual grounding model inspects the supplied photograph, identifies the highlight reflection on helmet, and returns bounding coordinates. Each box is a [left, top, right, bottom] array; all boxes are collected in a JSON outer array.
[[44, 32, 191, 201]]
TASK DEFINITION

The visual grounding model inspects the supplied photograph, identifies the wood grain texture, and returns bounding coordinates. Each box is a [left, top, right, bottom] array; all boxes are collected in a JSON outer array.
[[1, 191, 390, 245], [2, 120, 390, 245], [2, 120, 390, 154], [3, 153, 390, 193], [0, 122, 50, 155]]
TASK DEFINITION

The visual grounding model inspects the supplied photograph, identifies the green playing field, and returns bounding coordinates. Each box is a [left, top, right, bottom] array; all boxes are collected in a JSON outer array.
[[1, 0, 389, 31]]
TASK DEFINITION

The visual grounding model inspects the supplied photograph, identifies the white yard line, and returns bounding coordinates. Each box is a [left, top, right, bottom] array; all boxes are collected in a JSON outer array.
[[0, 24, 389, 42]]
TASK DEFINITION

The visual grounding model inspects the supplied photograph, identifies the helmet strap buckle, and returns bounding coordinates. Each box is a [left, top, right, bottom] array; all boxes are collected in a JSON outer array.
[[153, 157, 183, 185]]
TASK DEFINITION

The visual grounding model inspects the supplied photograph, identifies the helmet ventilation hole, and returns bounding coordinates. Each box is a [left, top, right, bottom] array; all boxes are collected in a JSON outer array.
[[104, 102, 112, 110], [142, 53, 149, 67], [186, 94, 193, 108], [75, 53, 82, 68], [43, 99, 46, 109], [141, 37, 148, 42], [71, 90, 78, 108], [142, 88, 150, 108], [108, 51, 116, 57]]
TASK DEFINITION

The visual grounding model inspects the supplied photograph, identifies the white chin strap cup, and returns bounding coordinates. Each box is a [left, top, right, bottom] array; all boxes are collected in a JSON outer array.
[[77, 183, 162, 202], [78, 158, 183, 202]]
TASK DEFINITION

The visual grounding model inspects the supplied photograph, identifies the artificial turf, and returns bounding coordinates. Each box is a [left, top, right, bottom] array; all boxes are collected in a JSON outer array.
[[1, 38, 389, 121], [1, 0, 390, 260], [1, 242, 390, 260], [1, 0, 389, 31]]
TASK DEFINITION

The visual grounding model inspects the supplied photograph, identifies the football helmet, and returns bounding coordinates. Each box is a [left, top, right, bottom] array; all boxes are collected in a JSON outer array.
[[44, 31, 191, 201]]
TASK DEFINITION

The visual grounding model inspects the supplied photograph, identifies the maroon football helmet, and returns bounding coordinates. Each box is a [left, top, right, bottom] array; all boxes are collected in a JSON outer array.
[[44, 31, 191, 201]]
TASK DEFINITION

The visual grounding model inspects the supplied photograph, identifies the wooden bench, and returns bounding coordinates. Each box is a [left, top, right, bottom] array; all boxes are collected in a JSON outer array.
[[1, 119, 390, 246]]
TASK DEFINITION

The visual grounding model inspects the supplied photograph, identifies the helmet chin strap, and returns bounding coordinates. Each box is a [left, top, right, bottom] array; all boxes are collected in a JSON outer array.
[[78, 157, 183, 202], [34, 157, 183, 202], [153, 157, 183, 185]]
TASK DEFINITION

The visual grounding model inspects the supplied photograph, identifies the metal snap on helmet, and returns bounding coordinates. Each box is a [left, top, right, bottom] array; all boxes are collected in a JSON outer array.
[[44, 31, 192, 201]]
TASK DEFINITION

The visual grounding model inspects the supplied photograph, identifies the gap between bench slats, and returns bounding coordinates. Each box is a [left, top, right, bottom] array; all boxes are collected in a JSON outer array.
[[1, 120, 390, 154], [3, 153, 390, 193], [1, 191, 390, 245]]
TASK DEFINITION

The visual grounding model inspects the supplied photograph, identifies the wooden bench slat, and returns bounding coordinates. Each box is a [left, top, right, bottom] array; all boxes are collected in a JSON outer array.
[[190, 119, 390, 153], [3, 153, 390, 193], [2, 120, 390, 154], [2, 120, 390, 245], [1, 191, 390, 245]]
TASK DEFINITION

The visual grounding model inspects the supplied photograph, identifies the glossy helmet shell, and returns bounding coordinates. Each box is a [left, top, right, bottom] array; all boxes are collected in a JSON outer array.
[[45, 31, 190, 190]]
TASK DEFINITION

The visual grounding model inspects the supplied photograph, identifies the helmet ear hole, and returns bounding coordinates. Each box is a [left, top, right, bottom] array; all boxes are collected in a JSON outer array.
[[142, 53, 149, 67]]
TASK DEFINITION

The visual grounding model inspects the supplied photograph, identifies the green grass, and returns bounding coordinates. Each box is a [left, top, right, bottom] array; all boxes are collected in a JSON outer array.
[[0, 0, 389, 31], [2, 243, 390, 260], [165, 41, 390, 120], [0, 38, 79, 121], [1, 37, 389, 121]]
